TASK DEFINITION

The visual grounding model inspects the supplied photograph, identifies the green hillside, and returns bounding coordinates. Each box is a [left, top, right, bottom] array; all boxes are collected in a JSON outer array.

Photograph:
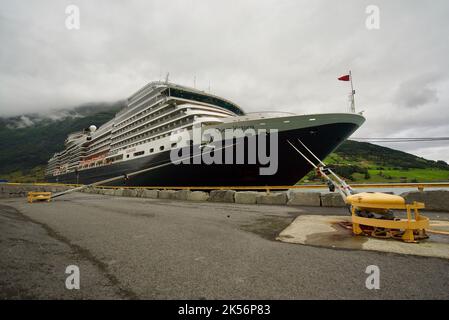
[[0, 102, 124, 182], [1, 104, 448, 184], [302, 140, 449, 183]]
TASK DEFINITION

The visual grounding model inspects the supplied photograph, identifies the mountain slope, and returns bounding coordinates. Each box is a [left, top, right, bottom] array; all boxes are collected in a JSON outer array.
[[0, 104, 448, 183], [318, 140, 449, 183], [330, 140, 448, 170], [0, 102, 124, 177]]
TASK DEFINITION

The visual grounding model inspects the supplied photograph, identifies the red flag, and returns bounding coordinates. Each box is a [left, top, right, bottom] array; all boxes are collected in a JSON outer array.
[[338, 74, 350, 81]]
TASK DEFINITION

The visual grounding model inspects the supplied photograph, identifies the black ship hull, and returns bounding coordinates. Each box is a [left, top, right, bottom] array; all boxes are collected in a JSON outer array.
[[46, 121, 360, 187]]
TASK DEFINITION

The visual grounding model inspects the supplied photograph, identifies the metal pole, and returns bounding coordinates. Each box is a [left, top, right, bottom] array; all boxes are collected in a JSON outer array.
[[349, 70, 355, 113]]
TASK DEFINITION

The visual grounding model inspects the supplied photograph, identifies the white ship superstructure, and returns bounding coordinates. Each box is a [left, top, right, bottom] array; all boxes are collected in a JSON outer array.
[[46, 81, 245, 178]]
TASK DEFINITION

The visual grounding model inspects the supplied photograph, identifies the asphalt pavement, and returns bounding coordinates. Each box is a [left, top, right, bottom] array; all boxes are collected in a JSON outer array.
[[1, 193, 448, 299]]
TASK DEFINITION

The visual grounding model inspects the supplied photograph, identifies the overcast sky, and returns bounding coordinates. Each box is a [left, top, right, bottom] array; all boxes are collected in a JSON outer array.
[[1, 0, 448, 161]]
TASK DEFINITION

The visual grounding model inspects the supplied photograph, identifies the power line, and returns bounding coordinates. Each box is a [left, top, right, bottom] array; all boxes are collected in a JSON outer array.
[[352, 137, 449, 143]]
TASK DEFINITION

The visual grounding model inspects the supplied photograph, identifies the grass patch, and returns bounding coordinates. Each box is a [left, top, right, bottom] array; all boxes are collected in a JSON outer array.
[[365, 168, 449, 183]]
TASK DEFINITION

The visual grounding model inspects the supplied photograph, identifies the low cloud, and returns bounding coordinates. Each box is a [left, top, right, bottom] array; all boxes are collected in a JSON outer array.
[[394, 74, 440, 109], [0, 0, 448, 161], [7, 115, 35, 129]]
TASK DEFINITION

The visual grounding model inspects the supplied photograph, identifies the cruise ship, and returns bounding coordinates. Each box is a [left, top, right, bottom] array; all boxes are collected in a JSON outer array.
[[45, 81, 365, 186]]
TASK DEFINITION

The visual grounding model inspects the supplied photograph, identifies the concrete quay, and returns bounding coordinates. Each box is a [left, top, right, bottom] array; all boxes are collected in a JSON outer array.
[[1, 183, 448, 211], [1, 192, 449, 299]]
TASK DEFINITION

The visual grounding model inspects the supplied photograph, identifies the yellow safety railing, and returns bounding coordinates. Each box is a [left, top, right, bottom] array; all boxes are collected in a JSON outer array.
[[27, 192, 52, 203], [90, 182, 449, 192], [3, 181, 449, 193]]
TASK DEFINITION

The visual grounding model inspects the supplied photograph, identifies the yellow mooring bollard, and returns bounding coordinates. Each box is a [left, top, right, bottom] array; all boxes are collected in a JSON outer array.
[[346, 192, 429, 243]]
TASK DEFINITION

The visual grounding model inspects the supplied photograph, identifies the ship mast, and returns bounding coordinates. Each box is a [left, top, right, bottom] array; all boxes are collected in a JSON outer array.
[[349, 70, 355, 113]]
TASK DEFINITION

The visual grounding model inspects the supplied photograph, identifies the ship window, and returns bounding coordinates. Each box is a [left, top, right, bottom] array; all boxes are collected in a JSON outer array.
[[160, 146, 165, 151], [126, 154, 130, 158], [171, 143, 176, 148], [134, 151, 144, 157], [150, 148, 154, 153]]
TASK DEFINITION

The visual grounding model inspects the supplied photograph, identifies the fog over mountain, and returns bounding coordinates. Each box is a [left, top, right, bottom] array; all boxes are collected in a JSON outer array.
[[1, 101, 125, 129]]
